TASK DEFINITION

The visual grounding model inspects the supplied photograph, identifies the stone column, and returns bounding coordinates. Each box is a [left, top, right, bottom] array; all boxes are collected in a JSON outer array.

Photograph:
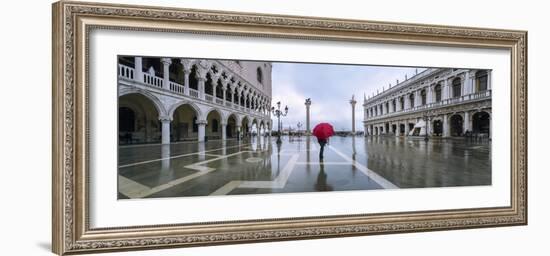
[[442, 79, 449, 100], [463, 111, 471, 133], [183, 70, 190, 95], [160, 58, 172, 89], [212, 83, 217, 99], [236, 124, 242, 140], [350, 96, 357, 135], [465, 72, 474, 96], [161, 144, 171, 171], [181, 59, 192, 95], [415, 90, 421, 107], [222, 87, 227, 104], [395, 98, 400, 112], [395, 122, 400, 137], [248, 121, 253, 137], [134, 56, 143, 83], [253, 96, 257, 111], [405, 120, 411, 136], [237, 93, 242, 107], [198, 76, 206, 100], [305, 98, 311, 135], [160, 117, 171, 145], [442, 114, 449, 137], [198, 140, 206, 161], [221, 122, 227, 140], [197, 120, 207, 142]]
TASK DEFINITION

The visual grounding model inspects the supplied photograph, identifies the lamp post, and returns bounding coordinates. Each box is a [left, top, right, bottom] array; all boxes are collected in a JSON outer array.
[[423, 111, 433, 142], [271, 101, 288, 144]]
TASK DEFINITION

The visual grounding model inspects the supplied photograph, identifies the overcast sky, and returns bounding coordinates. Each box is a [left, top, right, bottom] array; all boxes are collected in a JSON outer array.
[[270, 62, 424, 131]]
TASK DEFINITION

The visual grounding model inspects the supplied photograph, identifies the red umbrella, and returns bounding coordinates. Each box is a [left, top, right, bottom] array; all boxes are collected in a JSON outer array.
[[312, 123, 335, 140]]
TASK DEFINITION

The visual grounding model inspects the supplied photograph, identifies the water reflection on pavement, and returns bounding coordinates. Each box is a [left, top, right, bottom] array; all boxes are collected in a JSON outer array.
[[117, 135, 491, 199]]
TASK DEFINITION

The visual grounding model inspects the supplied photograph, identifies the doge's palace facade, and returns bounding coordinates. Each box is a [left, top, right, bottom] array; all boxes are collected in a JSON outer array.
[[118, 56, 272, 144], [363, 68, 492, 138]]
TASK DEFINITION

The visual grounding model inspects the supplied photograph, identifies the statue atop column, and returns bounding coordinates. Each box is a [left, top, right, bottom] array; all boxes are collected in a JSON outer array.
[[305, 98, 312, 135], [350, 95, 357, 135]]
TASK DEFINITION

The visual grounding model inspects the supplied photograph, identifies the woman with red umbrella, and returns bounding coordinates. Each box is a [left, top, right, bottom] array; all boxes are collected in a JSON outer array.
[[312, 123, 335, 160]]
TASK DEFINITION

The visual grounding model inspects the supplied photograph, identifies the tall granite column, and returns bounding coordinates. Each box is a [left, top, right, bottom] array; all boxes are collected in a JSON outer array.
[[305, 98, 311, 135], [350, 95, 357, 135]]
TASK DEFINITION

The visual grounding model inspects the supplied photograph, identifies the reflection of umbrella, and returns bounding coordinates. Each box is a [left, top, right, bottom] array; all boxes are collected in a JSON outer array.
[[312, 123, 335, 140]]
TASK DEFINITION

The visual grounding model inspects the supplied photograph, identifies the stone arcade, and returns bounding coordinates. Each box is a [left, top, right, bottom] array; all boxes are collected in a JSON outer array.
[[118, 56, 272, 144], [363, 68, 491, 138]]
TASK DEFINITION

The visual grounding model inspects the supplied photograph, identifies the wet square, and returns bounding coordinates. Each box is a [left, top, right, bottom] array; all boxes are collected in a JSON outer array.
[[118, 136, 491, 199]]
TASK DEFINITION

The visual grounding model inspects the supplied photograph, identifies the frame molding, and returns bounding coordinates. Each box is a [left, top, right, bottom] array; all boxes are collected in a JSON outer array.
[[52, 1, 527, 255]]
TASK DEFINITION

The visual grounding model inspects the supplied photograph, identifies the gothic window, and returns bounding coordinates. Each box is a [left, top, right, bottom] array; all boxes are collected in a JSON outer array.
[[189, 65, 199, 90]]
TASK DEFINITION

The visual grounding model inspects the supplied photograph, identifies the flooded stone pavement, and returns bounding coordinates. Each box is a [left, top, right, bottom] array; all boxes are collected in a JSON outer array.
[[118, 136, 491, 199]]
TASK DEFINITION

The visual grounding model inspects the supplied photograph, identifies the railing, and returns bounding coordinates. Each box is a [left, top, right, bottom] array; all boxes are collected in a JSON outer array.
[[169, 81, 185, 95], [118, 63, 271, 117], [366, 90, 491, 121], [189, 88, 199, 98], [143, 72, 163, 89], [118, 64, 135, 80]]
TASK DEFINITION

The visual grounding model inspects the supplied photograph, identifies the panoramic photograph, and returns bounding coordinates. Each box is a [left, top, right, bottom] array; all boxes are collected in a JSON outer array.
[[117, 56, 492, 199]]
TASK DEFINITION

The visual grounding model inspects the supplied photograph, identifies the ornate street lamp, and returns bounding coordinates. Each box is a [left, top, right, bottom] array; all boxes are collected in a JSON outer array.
[[271, 101, 288, 144]]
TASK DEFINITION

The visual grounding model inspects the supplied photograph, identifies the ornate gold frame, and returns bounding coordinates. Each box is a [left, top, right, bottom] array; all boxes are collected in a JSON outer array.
[[52, 1, 527, 255]]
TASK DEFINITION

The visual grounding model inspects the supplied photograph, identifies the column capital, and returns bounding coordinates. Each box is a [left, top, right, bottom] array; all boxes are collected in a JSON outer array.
[[160, 57, 172, 65], [196, 67, 208, 80], [196, 119, 208, 125], [211, 72, 221, 82], [159, 116, 172, 122], [180, 59, 194, 70], [197, 60, 211, 71]]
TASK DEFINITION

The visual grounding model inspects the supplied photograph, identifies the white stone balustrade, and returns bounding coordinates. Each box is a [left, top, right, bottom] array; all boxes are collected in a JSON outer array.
[[366, 90, 491, 122], [118, 63, 269, 117]]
